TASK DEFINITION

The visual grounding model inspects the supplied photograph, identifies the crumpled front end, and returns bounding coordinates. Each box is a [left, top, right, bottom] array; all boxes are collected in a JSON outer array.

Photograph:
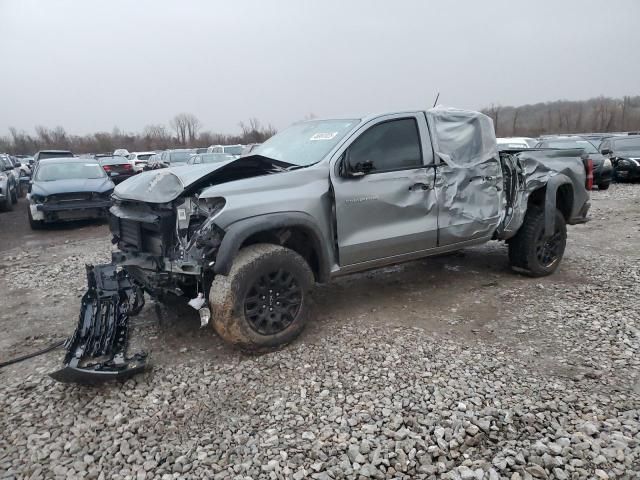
[[108, 195, 226, 300]]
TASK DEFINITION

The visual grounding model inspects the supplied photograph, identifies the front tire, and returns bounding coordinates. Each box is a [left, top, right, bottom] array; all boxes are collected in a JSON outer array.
[[209, 243, 313, 351], [598, 182, 610, 190], [10, 184, 18, 204], [508, 207, 567, 277]]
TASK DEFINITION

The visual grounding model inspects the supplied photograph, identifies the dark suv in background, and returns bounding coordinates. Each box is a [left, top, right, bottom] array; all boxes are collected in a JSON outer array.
[[536, 137, 612, 190], [600, 135, 640, 182]]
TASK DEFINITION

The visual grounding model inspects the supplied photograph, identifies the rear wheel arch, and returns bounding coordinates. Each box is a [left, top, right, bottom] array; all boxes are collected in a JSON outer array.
[[555, 183, 574, 222], [530, 175, 573, 236]]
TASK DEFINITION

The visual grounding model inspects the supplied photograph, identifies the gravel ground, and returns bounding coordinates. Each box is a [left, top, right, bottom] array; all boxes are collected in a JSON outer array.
[[0, 185, 639, 480]]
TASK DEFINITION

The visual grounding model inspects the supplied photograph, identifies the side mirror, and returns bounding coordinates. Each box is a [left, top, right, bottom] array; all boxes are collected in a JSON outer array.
[[14, 161, 22, 168], [343, 151, 374, 177], [601, 149, 612, 155]]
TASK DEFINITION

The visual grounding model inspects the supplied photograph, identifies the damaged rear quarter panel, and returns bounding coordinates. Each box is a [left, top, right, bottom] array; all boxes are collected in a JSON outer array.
[[499, 150, 589, 239]]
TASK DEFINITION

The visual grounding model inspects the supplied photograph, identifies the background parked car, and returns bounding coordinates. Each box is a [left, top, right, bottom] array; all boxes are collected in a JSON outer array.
[[96, 155, 135, 183], [496, 137, 533, 150], [187, 152, 235, 165], [27, 158, 114, 229], [113, 148, 130, 157], [33, 150, 73, 165], [15, 155, 34, 168], [0, 155, 19, 211], [15, 156, 33, 177], [4, 156, 25, 197], [207, 144, 244, 157], [147, 149, 195, 169], [241, 143, 261, 156], [536, 136, 612, 190], [127, 151, 156, 173], [600, 135, 640, 182]]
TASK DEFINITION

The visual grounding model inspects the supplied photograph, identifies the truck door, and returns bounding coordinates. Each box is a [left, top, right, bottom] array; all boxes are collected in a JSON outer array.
[[331, 114, 438, 266], [433, 156, 503, 246]]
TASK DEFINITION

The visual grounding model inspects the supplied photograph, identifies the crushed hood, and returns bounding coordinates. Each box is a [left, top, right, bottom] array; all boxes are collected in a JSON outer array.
[[113, 156, 291, 203]]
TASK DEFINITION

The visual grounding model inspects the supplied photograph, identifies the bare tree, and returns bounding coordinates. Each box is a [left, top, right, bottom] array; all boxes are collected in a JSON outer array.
[[170, 113, 201, 144], [185, 114, 201, 143], [239, 118, 277, 144], [170, 114, 188, 145], [485, 104, 501, 136]]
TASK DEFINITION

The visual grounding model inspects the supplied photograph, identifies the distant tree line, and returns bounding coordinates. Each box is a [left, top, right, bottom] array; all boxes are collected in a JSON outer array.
[[4, 98, 640, 154], [482, 95, 640, 137], [0, 114, 278, 155]]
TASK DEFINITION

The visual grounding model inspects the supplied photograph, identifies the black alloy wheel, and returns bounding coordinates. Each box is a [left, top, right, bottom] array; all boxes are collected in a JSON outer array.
[[535, 228, 563, 268], [244, 269, 302, 335]]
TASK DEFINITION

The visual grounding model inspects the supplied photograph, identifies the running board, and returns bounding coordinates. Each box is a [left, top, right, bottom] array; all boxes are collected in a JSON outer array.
[[50, 264, 147, 384]]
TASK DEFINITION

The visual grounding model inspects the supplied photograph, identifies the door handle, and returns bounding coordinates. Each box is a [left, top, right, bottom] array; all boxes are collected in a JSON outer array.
[[409, 182, 432, 191]]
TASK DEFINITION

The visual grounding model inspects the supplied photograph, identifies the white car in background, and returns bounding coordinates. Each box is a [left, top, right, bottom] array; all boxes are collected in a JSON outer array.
[[127, 151, 156, 172], [113, 148, 130, 157], [207, 144, 244, 157], [496, 137, 537, 149]]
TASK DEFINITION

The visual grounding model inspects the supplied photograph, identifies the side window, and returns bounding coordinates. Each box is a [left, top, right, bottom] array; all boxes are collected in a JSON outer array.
[[601, 140, 609, 152], [348, 118, 423, 173]]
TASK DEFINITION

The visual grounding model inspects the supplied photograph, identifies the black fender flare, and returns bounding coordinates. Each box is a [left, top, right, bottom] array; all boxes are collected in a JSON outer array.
[[543, 174, 573, 237], [213, 212, 331, 282]]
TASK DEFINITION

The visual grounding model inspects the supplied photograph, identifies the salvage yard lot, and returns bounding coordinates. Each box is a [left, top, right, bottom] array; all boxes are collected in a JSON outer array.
[[0, 185, 639, 479]]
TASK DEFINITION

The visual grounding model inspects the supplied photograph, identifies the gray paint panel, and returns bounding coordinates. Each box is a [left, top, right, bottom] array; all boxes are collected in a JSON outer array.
[[334, 168, 438, 265], [435, 159, 504, 245]]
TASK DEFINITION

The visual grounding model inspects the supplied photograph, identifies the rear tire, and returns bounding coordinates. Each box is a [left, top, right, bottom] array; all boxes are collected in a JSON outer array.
[[508, 207, 566, 277], [209, 243, 313, 352], [598, 182, 610, 190]]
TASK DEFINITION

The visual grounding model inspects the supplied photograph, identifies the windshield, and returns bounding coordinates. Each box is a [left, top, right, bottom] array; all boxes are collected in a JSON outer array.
[[201, 153, 235, 164], [223, 145, 243, 156], [39, 151, 72, 160], [252, 119, 360, 166], [614, 137, 640, 152], [543, 140, 598, 154], [170, 152, 191, 163], [35, 162, 106, 181]]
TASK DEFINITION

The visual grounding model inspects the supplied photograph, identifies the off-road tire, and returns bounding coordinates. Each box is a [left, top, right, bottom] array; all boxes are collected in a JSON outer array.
[[598, 182, 610, 191], [508, 207, 566, 277], [209, 243, 314, 351], [28, 206, 44, 229]]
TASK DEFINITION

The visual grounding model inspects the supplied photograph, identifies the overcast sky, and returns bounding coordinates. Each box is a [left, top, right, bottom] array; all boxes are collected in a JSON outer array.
[[1, 0, 639, 136]]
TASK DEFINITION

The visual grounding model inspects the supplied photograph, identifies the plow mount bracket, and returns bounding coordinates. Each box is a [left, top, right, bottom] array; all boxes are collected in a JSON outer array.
[[50, 264, 147, 385]]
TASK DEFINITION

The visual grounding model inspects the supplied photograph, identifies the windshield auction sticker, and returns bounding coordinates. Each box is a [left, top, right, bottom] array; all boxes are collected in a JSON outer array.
[[309, 132, 338, 141]]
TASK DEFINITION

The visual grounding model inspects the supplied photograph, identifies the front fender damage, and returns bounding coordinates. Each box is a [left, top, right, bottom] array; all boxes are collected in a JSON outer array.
[[50, 264, 147, 384]]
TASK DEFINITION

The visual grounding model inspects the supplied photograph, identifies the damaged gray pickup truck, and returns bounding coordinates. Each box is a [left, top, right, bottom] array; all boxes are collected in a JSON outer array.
[[52, 108, 591, 383]]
